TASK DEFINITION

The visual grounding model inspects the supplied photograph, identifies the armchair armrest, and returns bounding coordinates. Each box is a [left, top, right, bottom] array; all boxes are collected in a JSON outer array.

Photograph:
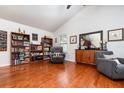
[[96, 58, 117, 64], [97, 58, 118, 68], [49, 53, 54, 58], [96, 58, 116, 67], [96, 58, 117, 73], [61, 53, 65, 58], [117, 58, 124, 64]]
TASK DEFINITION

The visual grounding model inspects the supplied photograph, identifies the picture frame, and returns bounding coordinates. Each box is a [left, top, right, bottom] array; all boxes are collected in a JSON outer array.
[[32, 33, 38, 41], [108, 28, 124, 41], [55, 38, 57, 43], [0, 30, 7, 51], [70, 35, 77, 44], [79, 31, 103, 50]]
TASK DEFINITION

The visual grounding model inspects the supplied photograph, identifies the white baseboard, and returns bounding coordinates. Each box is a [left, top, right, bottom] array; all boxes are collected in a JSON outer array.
[[0, 64, 10, 67], [65, 60, 76, 63]]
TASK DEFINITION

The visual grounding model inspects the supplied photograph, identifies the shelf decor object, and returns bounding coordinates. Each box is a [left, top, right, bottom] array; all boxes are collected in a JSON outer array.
[[41, 36, 53, 60], [11, 32, 30, 66], [70, 35, 77, 44], [0, 30, 7, 51], [108, 28, 124, 41]]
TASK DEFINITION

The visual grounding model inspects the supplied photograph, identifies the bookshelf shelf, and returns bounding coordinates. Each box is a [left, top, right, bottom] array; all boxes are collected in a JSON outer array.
[[11, 32, 30, 66], [31, 50, 43, 52], [30, 44, 43, 61]]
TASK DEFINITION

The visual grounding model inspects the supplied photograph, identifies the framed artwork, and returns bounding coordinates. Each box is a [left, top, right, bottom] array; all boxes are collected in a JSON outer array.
[[60, 34, 67, 44], [32, 33, 38, 41], [55, 38, 57, 43], [108, 28, 124, 41], [79, 31, 103, 50], [0, 30, 7, 51], [70, 35, 77, 44]]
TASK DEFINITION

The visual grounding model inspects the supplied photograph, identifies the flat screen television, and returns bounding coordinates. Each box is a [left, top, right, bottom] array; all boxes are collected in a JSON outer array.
[[79, 31, 103, 50]]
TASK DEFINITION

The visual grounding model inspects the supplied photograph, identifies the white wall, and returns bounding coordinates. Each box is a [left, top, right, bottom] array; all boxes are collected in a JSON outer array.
[[0, 18, 53, 67], [54, 6, 124, 62]]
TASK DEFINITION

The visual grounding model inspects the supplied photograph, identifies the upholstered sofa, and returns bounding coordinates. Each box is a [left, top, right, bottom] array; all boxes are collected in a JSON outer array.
[[50, 47, 65, 64], [96, 51, 124, 79]]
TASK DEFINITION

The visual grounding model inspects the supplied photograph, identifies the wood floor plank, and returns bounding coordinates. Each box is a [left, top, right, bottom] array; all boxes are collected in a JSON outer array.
[[0, 61, 124, 88]]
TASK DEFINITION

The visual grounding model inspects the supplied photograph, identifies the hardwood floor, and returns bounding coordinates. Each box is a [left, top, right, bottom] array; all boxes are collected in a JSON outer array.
[[0, 61, 124, 88]]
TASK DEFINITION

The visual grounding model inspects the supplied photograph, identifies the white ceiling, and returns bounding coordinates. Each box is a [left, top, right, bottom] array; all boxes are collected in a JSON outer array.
[[0, 5, 83, 32]]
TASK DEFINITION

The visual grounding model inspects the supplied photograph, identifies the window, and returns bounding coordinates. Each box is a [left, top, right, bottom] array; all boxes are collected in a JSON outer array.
[[32, 33, 38, 41], [59, 34, 68, 53]]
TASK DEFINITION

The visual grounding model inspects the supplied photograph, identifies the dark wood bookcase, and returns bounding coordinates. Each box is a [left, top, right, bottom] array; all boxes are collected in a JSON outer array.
[[30, 44, 43, 61], [11, 32, 30, 66], [41, 37, 53, 60]]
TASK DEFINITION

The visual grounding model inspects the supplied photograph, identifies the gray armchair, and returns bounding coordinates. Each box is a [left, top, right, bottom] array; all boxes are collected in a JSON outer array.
[[96, 51, 124, 79], [50, 47, 65, 64]]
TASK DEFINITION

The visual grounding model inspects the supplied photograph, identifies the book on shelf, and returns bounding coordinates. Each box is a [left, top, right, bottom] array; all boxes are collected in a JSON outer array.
[[24, 41, 30, 46], [37, 46, 42, 50], [44, 47, 49, 51]]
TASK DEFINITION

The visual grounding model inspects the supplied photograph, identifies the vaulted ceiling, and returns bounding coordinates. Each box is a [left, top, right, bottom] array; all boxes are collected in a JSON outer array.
[[0, 5, 83, 32]]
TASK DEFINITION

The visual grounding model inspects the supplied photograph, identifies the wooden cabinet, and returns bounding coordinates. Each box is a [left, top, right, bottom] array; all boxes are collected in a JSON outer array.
[[76, 49, 96, 65]]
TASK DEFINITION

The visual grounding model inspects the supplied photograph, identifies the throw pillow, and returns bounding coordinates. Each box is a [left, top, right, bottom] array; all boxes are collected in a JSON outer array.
[[53, 53, 61, 57], [113, 59, 121, 64]]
